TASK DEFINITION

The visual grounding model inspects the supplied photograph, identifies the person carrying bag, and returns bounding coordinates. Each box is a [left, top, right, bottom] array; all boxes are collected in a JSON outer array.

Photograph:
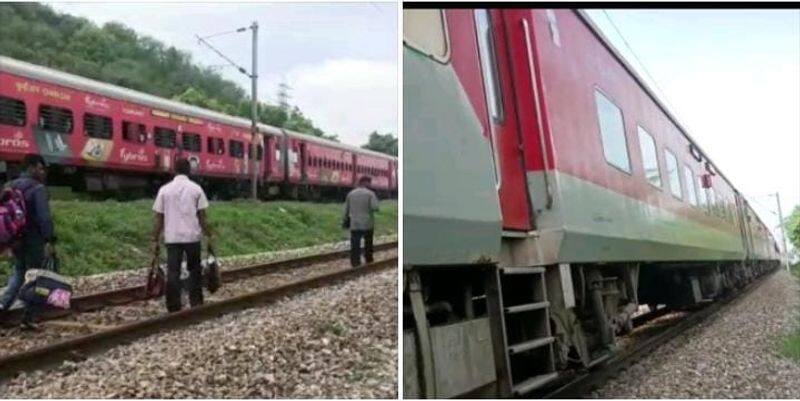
[[150, 158, 213, 312]]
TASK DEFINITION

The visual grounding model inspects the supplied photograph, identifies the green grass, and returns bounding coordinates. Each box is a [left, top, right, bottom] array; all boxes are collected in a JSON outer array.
[[781, 262, 800, 362], [781, 331, 800, 362], [0, 199, 396, 280]]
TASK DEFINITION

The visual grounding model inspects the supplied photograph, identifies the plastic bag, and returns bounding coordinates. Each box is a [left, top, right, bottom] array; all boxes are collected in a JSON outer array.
[[203, 245, 220, 294]]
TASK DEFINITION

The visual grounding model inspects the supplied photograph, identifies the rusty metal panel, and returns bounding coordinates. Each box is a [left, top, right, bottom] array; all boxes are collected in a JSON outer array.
[[403, 330, 421, 399], [430, 318, 496, 398]]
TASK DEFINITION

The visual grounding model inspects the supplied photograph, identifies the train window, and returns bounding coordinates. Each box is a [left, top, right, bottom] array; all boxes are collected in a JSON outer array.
[[229, 140, 245, 159], [475, 9, 505, 123], [637, 126, 661, 188], [122, 121, 147, 143], [182, 132, 202, 152], [39, 105, 73, 134], [403, 9, 450, 63], [594, 90, 630, 173], [0, 96, 26, 127], [154, 127, 176, 148], [664, 149, 681, 199], [84, 113, 113, 139], [247, 144, 263, 160], [683, 165, 697, 206], [207, 137, 225, 155], [696, 176, 707, 207]]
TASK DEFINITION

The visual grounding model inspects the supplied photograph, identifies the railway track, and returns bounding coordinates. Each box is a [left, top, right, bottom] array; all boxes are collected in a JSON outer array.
[[541, 267, 778, 399], [0, 241, 397, 326], [0, 255, 397, 381]]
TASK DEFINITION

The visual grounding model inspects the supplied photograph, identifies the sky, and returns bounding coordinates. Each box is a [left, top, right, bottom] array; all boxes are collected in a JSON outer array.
[[46, 2, 399, 147], [585, 9, 800, 255]]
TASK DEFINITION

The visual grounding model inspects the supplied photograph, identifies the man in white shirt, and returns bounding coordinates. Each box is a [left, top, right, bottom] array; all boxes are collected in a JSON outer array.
[[151, 158, 213, 312]]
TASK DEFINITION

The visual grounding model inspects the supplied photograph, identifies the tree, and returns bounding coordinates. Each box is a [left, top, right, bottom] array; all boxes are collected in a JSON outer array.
[[362, 131, 397, 156], [0, 3, 334, 141], [784, 205, 800, 255]]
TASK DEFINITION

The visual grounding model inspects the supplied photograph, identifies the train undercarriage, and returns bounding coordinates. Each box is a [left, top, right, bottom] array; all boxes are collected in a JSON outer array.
[[403, 257, 778, 398]]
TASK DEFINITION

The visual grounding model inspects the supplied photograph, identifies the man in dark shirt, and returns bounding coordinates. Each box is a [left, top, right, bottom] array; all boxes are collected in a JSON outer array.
[[344, 176, 380, 267], [0, 154, 55, 314]]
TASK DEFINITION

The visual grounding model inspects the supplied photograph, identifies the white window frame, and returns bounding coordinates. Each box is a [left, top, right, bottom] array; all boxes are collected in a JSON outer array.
[[594, 88, 631, 174], [403, 9, 451, 64], [637, 125, 661, 188], [683, 164, 697, 206], [664, 149, 682, 199]]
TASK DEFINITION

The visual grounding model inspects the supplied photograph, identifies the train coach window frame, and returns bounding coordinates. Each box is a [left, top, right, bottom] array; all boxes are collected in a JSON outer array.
[[83, 113, 113, 139], [636, 125, 661, 188], [207, 137, 225, 155], [403, 9, 451, 63], [475, 9, 505, 124], [38, 104, 73, 134], [664, 149, 682, 200], [122, 121, 147, 144], [247, 143, 263, 161], [154, 127, 177, 149], [0, 96, 26, 127], [683, 164, 697, 206], [696, 175, 707, 207], [182, 132, 202, 152], [229, 140, 245, 159], [594, 89, 631, 174]]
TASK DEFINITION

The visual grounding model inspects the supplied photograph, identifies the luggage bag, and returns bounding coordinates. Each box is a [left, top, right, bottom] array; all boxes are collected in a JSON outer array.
[[18, 256, 73, 310]]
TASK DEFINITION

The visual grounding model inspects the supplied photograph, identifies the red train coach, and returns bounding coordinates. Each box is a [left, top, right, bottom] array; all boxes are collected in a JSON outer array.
[[403, 8, 778, 398], [0, 56, 396, 198]]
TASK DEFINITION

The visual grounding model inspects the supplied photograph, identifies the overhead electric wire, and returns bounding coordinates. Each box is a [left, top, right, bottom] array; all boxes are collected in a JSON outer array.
[[195, 34, 250, 77], [601, 10, 684, 124]]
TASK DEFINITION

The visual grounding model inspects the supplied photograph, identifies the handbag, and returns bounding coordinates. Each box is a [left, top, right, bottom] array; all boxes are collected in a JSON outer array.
[[203, 245, 221, 293], [342, 215, 351, 229], [19, 255, 73, 309], [145, 250, 166, 298]]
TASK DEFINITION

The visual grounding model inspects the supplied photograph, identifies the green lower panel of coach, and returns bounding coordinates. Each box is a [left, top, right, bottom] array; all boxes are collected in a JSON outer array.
[[524, 171, 745, 265], [403, 46, 502, 267]]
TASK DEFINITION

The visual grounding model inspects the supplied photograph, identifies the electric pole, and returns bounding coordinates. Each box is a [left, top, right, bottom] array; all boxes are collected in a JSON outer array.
[[196, 22, 260, 200], [249, 21, 259, 200], [773, 192, 790, 271]]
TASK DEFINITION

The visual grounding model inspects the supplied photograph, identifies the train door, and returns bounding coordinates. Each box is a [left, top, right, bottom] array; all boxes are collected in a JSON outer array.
[[470, 9, 534, 231], [299, 142, 307, 182], [263, 135, 273, 180]]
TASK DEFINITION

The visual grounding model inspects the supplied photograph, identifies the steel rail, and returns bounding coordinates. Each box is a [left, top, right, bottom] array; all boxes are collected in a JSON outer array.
[[0, 241, 397, 326], [0, 257, 397, 381], [542, 267, 778, 399]]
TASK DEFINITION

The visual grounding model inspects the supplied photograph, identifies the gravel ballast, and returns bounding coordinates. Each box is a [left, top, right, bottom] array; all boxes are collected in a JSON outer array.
[[593, 269, 800, 398], [0, 268, 398, 398], [0, 249, 396, 357]]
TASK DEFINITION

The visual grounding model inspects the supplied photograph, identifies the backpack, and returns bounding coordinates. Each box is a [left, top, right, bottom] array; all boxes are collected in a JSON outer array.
[[0, 185, 29, 249]]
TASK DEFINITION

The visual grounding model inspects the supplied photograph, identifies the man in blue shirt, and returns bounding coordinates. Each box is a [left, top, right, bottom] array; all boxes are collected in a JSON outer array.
[[0, 154, 56, 316]]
